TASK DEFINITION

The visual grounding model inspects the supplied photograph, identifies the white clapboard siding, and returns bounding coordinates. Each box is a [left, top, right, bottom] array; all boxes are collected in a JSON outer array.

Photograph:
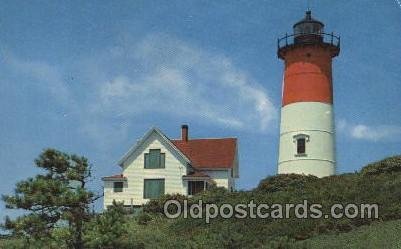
[[103, 180, 129, 208], [104, 131, 188, 208]]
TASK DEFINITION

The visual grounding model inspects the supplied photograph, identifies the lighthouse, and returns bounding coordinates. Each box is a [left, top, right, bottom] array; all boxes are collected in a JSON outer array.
[[277, 11, 340, 177]]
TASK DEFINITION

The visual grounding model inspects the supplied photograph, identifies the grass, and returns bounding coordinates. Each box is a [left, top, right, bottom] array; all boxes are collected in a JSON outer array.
[[304, 219, 401, 249], [0, 237, 24, 249], [2, 220, 401, 248]]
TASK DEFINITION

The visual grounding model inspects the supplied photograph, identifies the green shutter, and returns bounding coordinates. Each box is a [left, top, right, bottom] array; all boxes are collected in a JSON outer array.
[[149, 149, 160, 168], [144, 179, 165, 199], [144, 149, 165, 168]]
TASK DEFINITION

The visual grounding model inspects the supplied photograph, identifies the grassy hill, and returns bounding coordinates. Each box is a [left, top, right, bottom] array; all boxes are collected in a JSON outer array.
[[1, 155, 401, 248], [136, 155, 401, 248], [305, 219, 401, 249]]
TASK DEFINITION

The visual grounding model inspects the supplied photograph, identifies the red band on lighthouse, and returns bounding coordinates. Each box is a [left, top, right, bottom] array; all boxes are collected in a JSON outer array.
[[282, 46, 334, 106]]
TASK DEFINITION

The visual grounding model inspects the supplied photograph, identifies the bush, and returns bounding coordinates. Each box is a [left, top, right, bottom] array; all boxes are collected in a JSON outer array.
[[136, 212, 152, 225], [360, 155, 401, 176], [4, 155, 401, 248], [83, 202, 129, 249], [142, 193, 187, 214], [256, 174, 319, 193]]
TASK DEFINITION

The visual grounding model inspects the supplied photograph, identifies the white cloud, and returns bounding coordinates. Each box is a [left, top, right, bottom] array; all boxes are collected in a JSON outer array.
[[336, 119, 348, 132], [350, 124, 401, 141], [4, 54, 73, 106], [337, 119, 401, 142], [3, 34, 277, 149], [91, 33, 277, 132]]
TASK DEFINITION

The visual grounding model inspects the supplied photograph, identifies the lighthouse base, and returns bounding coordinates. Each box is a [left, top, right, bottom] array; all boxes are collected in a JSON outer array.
[[278, 160, 334, 178], [278, 102, 336, 178]]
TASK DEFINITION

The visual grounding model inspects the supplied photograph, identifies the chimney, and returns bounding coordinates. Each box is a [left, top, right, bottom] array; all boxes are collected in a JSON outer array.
[[181, 124, 188, 142]]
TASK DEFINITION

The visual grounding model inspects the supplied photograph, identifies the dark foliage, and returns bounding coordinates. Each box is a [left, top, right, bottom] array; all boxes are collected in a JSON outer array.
[[142, 193, 187, 215], [360, 155, 401, 175], [84, 201, 129, 249], [1, 149, 100, 249], [256, 174, 319, 193], [142, 155, 401, 248], [3, 153, 401, 248]]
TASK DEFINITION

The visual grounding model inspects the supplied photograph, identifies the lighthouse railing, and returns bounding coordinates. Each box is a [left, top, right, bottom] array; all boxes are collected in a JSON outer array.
[[277, 32, 340, 50]]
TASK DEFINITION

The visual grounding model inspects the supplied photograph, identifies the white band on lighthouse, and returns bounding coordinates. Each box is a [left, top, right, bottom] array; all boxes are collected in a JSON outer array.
[[278, 102, 335, 177]]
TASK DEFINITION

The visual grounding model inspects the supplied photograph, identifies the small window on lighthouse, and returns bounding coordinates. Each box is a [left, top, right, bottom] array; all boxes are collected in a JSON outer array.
[[293, 134, 309, 156], [297, 138, 306, 154]]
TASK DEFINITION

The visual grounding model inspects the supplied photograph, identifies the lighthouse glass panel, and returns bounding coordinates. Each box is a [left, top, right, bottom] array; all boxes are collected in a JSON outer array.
[[295, 23, 323, 34], [296, 138, 306, 154]]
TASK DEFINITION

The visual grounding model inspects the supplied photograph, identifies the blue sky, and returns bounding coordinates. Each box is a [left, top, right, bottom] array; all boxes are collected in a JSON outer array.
[[0, 1, 400, 219]]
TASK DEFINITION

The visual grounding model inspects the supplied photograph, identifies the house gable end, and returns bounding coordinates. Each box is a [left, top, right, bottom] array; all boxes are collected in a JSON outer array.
[[118, 128, 191, 170]]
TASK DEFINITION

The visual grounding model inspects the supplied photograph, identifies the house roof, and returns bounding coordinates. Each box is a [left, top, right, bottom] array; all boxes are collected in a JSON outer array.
[[116, 126, 237, 173], [172, 138, 237, 169], [182, 171, 211, 179]]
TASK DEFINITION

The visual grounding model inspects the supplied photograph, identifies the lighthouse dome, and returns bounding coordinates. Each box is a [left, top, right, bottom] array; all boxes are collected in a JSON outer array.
[[293, 10, 324, 34], [293, 11, 324, 43], [277, 10, 340, 59]]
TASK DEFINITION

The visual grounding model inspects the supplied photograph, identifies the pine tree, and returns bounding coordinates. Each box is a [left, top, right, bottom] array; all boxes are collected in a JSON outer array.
[[2, 149, 100, 249], [84, 201, 128, 249]]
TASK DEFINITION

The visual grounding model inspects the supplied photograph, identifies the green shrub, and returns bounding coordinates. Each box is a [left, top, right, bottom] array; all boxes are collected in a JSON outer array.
[[4, 155, 401, 248], [256, 174, 319, 193], [142, 193, 187, 214], [83, 202, 129, 249], [136, 212, 152, 225], [361, 155, 401, 175]]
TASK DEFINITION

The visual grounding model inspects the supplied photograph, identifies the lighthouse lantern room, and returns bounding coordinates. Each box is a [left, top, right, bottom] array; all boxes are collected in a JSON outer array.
[[277, 11, 340, 177]]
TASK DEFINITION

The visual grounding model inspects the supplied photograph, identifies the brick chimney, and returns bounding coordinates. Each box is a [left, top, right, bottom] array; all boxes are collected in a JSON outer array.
[[181, 124, 188, 142]]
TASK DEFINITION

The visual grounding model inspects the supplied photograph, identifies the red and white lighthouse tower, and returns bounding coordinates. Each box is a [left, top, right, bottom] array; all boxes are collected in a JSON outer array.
[[277, 11, 340, 177]]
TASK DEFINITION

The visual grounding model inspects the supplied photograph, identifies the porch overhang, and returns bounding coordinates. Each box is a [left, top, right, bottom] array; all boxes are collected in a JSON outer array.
[[101, 174, 127, 181]]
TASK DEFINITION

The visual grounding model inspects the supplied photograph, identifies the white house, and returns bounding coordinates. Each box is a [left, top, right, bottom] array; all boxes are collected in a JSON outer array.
[[102, 125, 239, 209]]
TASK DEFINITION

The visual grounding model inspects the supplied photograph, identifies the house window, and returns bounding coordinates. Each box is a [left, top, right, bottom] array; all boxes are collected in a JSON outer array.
[[113, 182, 123, 192], [144, 179, 165, 199], [293, 134, 309, 156], [188, 181, 205, 195], [144, 149, 165, 169]]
